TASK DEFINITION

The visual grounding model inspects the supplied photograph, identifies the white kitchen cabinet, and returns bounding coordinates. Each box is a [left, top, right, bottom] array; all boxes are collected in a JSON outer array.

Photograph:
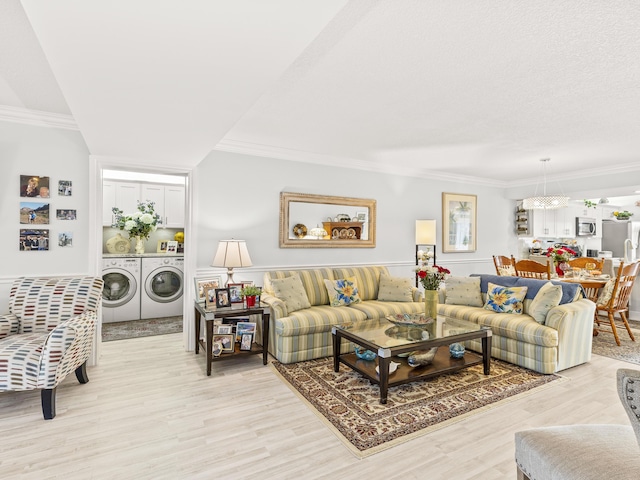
[[532, 208, 557, 238], [141, 184, 185, 228], [102, 181, 141, 226]]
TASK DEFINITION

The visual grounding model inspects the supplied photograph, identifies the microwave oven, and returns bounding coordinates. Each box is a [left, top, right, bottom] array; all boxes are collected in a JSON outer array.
[[576, 217, 597, 236]]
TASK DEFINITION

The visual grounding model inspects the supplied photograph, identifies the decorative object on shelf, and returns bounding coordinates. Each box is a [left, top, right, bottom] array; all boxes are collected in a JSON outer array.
[[174, 231, 184, 243], [613, 210, 634, 220], [407, 347, 439, 367], [106, 233, 131, 254], [134, 236, 145, 254], [449, 343, 465, 359], [212, 239, 253, 286], [309, 224, 328, 239], [583, 199, 597, 209], [292, 223, 307, 238], [442, 192, 477, 252], [334, 213, 351, 222], [522, 159, 569, 210], [375, 361, 400, 375], [545, 246, 577, 277], [354, 346, 377, 361], [112, 201, 160, 253]]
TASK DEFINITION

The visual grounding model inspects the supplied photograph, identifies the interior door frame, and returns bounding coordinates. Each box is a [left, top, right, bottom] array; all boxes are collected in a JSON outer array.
[[89, 156, 196, 365]]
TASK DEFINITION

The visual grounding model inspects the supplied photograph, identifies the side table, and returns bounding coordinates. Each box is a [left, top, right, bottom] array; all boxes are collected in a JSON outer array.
[[194, 301, 270, 376]]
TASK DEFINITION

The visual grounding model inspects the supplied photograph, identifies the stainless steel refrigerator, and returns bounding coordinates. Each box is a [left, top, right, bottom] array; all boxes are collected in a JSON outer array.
[[601, 220, 640, 261]]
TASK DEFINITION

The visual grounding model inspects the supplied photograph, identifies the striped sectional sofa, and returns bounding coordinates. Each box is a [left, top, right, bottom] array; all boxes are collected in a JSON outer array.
[[261, 266, 424, 364], [438, 274, 595, 374]]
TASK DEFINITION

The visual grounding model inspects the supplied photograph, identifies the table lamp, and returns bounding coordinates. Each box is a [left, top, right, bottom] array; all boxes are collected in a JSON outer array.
[[212, 239, 253, 286], [415, 220, 437, 286]]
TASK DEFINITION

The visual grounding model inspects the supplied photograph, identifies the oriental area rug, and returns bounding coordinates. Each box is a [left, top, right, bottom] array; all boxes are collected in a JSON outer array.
[[592, 319, 640, 365], [271, 356, 565, 458]]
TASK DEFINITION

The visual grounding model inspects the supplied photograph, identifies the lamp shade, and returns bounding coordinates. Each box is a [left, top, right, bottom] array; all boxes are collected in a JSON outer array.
[[212, 240, 253, 268], [416, 220, 437, 244]]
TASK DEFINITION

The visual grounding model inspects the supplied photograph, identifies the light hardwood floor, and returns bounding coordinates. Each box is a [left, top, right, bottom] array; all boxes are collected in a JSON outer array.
[[0, 333, 634, 480]]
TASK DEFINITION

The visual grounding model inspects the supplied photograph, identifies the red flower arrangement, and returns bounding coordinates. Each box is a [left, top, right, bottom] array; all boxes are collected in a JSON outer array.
[[416, 265, 451, 290], [545, 246, 577, 263]]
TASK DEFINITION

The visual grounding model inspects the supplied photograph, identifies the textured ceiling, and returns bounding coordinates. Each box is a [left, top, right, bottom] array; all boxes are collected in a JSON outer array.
[[4, 0, 640, 188]]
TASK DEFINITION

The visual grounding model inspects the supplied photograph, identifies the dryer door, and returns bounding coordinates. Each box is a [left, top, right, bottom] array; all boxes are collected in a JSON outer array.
[[144, 266, 184, 303], [102, 269, 138, 308]]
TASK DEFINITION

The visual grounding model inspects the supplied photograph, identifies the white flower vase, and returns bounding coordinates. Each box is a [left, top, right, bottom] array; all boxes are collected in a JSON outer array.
[[134, 237, 145, 254]]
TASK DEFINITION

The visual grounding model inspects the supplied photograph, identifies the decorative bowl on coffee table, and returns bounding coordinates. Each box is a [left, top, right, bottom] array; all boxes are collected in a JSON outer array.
[[385, 313, 434, 327]]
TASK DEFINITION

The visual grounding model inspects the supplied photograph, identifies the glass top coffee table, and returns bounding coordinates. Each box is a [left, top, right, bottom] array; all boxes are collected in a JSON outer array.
[[332, 315, 492, 404]]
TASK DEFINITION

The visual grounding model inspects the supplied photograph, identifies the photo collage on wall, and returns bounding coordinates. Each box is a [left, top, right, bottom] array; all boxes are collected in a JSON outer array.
[[19, 175, 75, 251]]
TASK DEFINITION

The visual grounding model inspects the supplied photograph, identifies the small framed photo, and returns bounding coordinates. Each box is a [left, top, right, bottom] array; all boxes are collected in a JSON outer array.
[[236, 321, 257, 342], [240, 333, 253, 351], [20, 229, 49, 251], [20, 175, 50, 198], [215, 288, 231, 308], [58, 232, 73, 247], [228, 283, 243, 303], [213, 334, 235, 353], [58, 180, 72, 196], [355, 211, 367, 222], [196, 277, 221, 304], [215, 324, 233, 334], [20, 202, 49, 224], [56, 209, 76, 220], [157, 240, 168, 253], [166, 240, 178, 254]]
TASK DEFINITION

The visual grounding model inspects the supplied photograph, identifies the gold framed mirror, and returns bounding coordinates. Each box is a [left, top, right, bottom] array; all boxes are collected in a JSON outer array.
[[279, 192, 376, 248]]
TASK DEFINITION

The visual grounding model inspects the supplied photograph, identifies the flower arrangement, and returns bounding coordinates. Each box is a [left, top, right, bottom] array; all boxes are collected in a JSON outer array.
[[416, 264, 451, 290], [613, 210, 634, 220], [545, 246, 577, 263], [112, 201, 160, 240]]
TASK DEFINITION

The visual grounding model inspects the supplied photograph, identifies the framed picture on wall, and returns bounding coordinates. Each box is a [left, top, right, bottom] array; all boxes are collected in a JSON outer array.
[[442, 192, 477, 253]]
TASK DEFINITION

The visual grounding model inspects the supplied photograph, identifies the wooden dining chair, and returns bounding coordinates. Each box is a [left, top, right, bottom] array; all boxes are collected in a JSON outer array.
[[568, 257, 605, 273], [595, 261, 640, 346], [493, 255, 517, 276], [513, 259, 552, 280]]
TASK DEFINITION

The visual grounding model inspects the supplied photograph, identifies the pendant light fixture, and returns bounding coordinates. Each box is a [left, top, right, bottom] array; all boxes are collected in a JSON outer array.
[[522, 158, 569, 210]]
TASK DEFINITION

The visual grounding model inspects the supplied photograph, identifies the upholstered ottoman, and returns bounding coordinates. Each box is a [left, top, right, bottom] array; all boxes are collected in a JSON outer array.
[[515, 369, 640, 480]]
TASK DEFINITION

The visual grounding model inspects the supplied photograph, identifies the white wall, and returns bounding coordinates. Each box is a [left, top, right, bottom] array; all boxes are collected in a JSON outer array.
[[193, 151, 515, 286], [0, 121, 92, 311]]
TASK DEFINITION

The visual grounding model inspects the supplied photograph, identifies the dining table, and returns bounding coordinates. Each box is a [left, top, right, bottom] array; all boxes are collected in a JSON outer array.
[[557, 276, 609, 336]]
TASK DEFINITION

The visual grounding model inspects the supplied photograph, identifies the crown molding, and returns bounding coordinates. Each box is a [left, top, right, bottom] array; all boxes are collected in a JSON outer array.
[[0, 105, 78, 130], [215, 138, 507, 187]]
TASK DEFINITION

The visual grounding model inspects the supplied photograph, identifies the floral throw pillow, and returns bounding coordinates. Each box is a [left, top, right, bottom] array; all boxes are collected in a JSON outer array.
[[483, 282, 528, 314], [323, 277, 362, 307]]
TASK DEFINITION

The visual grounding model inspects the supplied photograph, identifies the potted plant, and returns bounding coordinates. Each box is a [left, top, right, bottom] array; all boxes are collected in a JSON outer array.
[[241, 285, 261, 307]]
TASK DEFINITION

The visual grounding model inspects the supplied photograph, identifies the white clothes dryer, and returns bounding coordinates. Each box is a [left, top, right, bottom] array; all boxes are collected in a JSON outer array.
[[140, 256, 184, 319], [102, 257, 141, 323]]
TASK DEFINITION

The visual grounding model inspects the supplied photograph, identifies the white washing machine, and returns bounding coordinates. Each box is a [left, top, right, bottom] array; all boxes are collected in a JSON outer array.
[[102, 257, 141, 323], [140, 256, 184, 319]]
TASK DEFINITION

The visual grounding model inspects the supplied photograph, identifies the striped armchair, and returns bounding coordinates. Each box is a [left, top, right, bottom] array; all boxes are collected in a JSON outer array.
[[0, 277, 103, 419]]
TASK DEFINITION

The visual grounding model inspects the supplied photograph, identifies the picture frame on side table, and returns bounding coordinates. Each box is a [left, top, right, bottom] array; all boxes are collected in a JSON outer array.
[[195, 277, 221, 303], [213, 334, 235, 353], [215, 325, 233, 335], [442, 192, 477, 253], [240, 333, 253, 351], [228, 283, 243, 303], [215, 288, 231, 308], [236, 321, 257, 342]]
